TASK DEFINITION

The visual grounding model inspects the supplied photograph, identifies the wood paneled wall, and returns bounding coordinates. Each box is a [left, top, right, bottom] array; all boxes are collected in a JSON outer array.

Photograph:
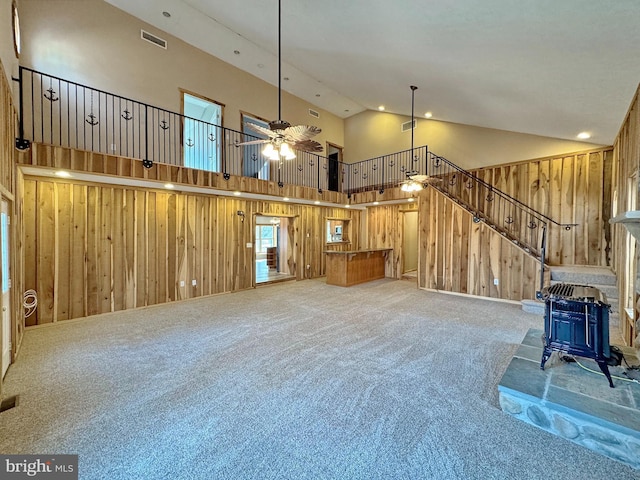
[[1, 61, 23, 390], [22, 177, 361, 324], [21, 144, 350, 206], [469, 147, 613, 267], [351, 146, 613, 270], [417, 189, 541, 301], [365, 202, 418, 278], [612, 84, 640, 347], [365, 191, 541, 301]]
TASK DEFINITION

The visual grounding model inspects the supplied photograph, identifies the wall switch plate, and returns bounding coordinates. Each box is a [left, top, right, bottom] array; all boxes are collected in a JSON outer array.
[[246, 243, 252, 248], [179, 280, 185, 287], [191, 279, 197, 286], [493, 278, 499, 286]]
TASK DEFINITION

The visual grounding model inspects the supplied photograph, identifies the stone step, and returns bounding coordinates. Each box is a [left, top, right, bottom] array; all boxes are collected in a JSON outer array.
[[549, 265, 616, 286], [521, 299, 544, 316]]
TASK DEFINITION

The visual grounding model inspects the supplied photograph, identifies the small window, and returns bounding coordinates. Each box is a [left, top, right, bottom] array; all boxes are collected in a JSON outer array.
[[12, 1, 20, 58], [326, 219, 349, 243]]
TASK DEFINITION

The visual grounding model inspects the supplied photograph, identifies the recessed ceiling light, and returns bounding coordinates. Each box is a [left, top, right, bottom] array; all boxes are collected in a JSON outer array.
[[162, 11, 171, 18], [55, 170, 71, 178], [283, 197, 290, 201], [408, 198, 415, 202], [314, 201, 320, 205], [233, 191, 241, 196], [373, 201, 379, 205], [283, 77, 289, 81], [577, 132, 591, 139], [344, 109, 350, 113], [315, 94, 320, 97], [257, 63, 264, 68], [345, 205, 351, 208], [378, 105, 385, 111], [425, 112, 433, 118], [233, 50, 240, 55], [164, 183, 174, 189]]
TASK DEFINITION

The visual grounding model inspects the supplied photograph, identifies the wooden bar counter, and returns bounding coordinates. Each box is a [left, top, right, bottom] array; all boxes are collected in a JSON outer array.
[[324, 249, 391, 287]]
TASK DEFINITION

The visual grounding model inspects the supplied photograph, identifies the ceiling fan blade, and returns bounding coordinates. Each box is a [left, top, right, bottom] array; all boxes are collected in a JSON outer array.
[[283, 124, 322, 142], [245, 122, 277, 138], [293, 139, 323, 153], [409, 174, 441, 183], [234, 139, 270, 146]]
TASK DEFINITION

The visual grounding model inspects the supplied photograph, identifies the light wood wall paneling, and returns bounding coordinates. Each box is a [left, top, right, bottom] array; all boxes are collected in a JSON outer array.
[[23, 179, 38, 326], [612, 84, 640, 347], [415, 187, 542, 301], [468, 146, 612, 267], [1, 60, 23, 390], [21, 178, 361, 323], [22, 144, 350, 208]]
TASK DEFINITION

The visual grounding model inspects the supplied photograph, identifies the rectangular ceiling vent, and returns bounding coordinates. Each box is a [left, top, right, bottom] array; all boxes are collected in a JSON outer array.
[[309, 108, 320, 119], [401, 119, 416, 132], [141, 30, 167, 49]]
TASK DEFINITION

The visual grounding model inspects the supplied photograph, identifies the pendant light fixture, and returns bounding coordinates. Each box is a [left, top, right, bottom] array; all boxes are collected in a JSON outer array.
[[401, 85, 423, 192]]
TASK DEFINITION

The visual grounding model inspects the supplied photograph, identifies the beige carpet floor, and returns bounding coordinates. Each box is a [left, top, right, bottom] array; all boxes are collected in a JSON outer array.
[[0, 278, 638, 479]]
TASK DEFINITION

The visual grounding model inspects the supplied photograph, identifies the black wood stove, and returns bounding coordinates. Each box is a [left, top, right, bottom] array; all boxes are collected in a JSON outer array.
[[540, 283, 616, 388]]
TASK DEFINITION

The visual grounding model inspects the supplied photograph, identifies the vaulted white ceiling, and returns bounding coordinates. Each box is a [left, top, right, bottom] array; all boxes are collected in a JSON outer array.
[[106, 0, 640, 145]]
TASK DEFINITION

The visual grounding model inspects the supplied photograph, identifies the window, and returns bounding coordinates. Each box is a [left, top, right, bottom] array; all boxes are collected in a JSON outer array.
[[326, 219, 349, 243], [181, 91, 223, 172], [241, 113, 270, 180], [256, 225, 277, 253]]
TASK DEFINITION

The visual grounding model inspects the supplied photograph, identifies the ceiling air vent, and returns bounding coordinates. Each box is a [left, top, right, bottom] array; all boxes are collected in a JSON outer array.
[[401, 119, 416, 132], [308, 108, 320, 119], [141, 30, 167, 49]]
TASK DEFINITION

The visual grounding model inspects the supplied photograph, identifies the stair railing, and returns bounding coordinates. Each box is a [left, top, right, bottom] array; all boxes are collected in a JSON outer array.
[[15, 67, 573, 296]]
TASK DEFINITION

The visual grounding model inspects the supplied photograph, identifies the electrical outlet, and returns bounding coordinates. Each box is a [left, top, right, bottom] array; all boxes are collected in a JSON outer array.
[[493, 278, 499, 286], [192, 279, 197, 286], [246, 242, 252, 248], [179, 280, 185, 287]]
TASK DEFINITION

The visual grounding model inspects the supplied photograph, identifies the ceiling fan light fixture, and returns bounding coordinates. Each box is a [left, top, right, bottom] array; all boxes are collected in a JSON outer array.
[[263, 143, 275, 157], [268, 149, 280, 161], [279, 142, 292, 157], [401, 179, 423, 192]]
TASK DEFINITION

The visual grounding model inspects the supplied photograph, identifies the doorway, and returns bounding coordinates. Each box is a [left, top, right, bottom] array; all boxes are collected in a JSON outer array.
[[241, 113, 271, 180], [402, 210, 418, 277], [255, 215, 295, 284], [1, 199, 11, 378], [181, 90, 223, 172], [327, 143, 343, 192]]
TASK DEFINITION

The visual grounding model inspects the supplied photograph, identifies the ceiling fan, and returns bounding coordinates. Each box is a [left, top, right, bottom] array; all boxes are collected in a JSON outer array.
[[400, 85, 440, 191], [235, 0, 322, 160]]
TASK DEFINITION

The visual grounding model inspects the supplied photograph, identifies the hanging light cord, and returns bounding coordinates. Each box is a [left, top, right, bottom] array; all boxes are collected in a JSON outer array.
[[278, 0, 282, 122]]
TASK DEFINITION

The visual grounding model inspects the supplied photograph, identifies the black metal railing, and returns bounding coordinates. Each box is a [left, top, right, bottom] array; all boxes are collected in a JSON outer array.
[[352, 150, 577, 294], [15, 67, 575, 295], [16, 67, 339, 192], [344, 145, 430, 194]]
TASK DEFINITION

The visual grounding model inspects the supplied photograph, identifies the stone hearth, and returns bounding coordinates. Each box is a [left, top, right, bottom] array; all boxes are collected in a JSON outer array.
[[498, 328, 640, 469]]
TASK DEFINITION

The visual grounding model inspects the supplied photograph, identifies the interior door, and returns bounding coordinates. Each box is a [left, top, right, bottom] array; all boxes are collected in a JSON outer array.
[[402, 210, 418, 273], [327, 143, 343, 192], [1, 199, 11, 378]]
